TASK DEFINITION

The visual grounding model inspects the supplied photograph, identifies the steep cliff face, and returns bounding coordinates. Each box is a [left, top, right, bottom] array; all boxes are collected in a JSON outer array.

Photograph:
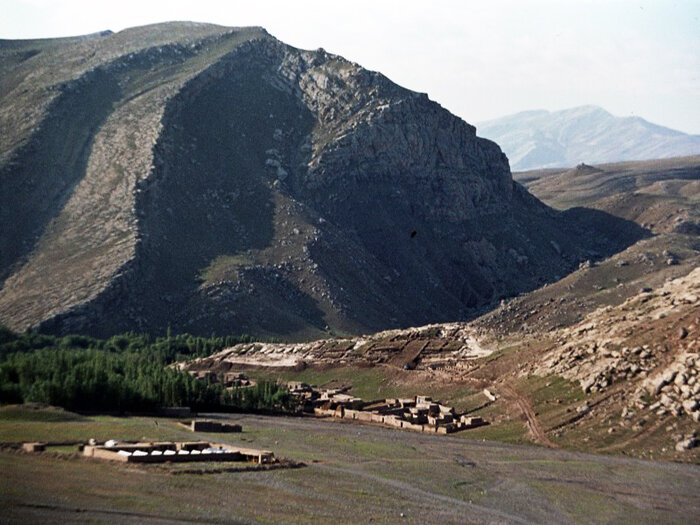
[[0, 25, 644, 339]]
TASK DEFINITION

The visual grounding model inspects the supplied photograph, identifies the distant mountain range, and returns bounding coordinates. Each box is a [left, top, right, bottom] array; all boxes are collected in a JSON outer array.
[[477, 106, 700, 171]]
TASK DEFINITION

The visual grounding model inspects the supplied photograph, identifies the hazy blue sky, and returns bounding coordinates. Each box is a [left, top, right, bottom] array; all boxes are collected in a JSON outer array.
[[2, 0, 699, 133]]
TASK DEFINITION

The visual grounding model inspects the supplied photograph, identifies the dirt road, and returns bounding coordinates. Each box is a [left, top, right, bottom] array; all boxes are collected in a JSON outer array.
[[500, 385, 559, 448]]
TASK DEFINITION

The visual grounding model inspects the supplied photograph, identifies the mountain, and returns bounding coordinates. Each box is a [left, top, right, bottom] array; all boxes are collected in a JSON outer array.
[[183, 155, 700, 461], [477, 106, 700, 171], [0, 23, 643, 339]]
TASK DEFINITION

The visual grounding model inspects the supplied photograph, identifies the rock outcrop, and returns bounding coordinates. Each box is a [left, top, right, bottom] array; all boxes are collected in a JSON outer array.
[[532, 267, 700, 422]]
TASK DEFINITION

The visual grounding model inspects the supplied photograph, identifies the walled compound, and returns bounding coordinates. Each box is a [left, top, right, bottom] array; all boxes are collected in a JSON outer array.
[[288, 383, 487, 434], [82, 440, 274, 464]]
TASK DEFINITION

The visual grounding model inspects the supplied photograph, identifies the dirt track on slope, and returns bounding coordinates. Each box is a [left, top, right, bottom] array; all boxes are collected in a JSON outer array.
[[501, 385, 559, 448]]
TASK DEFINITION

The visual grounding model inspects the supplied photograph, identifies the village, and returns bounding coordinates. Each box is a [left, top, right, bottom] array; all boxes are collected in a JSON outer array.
[[190, 371, 492, 434], [188, 369, 488, 435], [16, 375, 488, 471], [288, 382, 487, 434]]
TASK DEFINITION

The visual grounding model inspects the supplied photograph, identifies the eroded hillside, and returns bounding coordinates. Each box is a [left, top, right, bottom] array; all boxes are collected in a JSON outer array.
[[1, 23, 644, 338]]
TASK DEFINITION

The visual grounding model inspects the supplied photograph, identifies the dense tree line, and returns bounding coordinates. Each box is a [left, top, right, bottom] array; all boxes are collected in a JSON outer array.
[[0, 325, 249, 361], [0, 347, 223, 411], [224, 380, 296, 412], [0, 326, 293, 413]]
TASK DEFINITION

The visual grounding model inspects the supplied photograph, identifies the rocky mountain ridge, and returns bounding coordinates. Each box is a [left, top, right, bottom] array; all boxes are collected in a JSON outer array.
[[0, 23, 642, 338]]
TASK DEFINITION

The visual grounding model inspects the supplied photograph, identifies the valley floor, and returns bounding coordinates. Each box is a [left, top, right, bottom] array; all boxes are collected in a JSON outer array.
[[1, 409, 699, 524]]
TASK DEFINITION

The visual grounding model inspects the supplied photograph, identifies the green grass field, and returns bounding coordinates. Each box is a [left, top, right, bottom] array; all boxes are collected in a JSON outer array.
[[1, 405, 699, 524]]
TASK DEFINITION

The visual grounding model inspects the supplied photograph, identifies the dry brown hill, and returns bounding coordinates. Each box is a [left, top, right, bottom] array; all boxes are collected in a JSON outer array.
[[515, 155, 700, 231]]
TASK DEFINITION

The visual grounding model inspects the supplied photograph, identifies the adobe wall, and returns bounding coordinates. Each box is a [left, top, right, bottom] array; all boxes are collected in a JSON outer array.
[[191, 420, 242, 432], [82, 442, 273, 464]]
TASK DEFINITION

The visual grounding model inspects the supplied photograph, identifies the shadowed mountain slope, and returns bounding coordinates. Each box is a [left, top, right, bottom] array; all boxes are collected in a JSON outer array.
[[0, 23, 645, 339]]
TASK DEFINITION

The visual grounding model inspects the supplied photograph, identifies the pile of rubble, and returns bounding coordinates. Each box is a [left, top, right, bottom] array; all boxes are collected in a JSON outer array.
[[537, 339, 664, 395], [674, 431, 698, 452]]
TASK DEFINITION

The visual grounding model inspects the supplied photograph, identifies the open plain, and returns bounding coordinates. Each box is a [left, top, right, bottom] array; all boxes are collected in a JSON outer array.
[[1, 406, 699, 524]]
